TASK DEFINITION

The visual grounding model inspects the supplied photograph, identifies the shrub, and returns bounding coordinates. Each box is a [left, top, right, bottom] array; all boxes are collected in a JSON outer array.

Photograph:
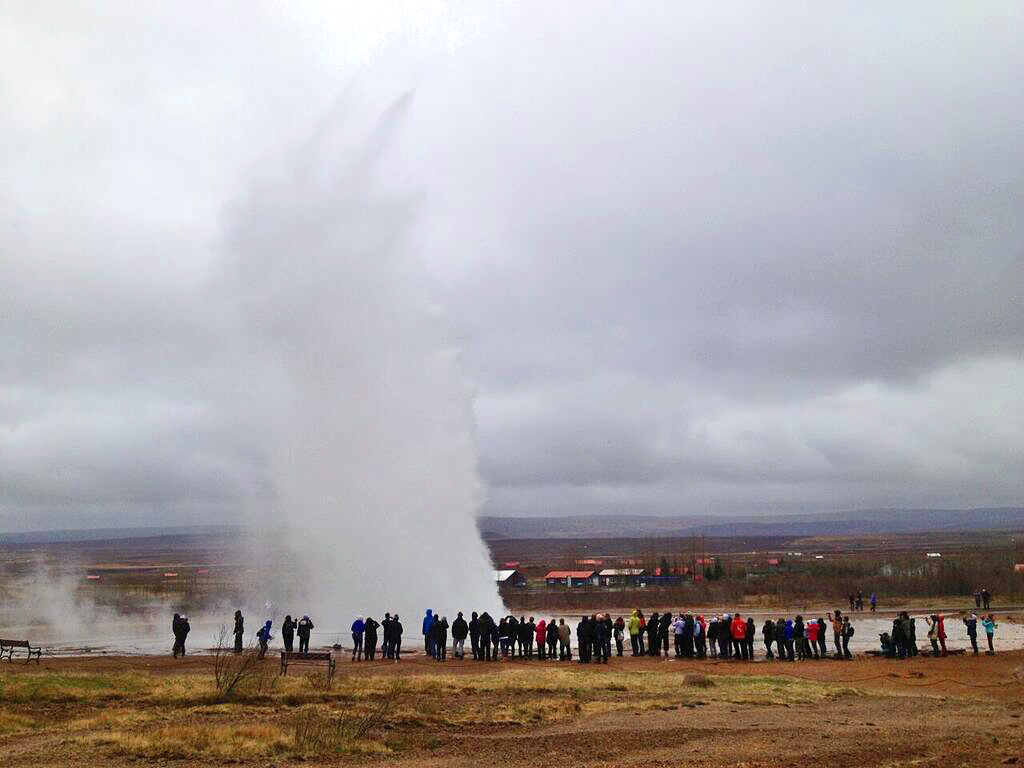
[[292, 679, 403, 754]]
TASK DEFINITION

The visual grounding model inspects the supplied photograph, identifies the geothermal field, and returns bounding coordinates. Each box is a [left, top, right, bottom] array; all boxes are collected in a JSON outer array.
[[4, 2, 1024, 768], [2, 527, 1024, 766]]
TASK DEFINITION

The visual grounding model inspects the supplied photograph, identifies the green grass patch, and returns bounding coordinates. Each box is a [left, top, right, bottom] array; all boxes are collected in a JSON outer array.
[[0, 673, 146, 702]]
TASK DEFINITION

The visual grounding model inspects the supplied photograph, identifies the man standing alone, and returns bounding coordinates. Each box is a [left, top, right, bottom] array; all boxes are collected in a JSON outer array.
[[232, 610, 244, 653]]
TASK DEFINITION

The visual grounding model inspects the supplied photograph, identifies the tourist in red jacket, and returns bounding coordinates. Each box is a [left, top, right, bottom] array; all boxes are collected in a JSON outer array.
[[731, 614, 747, 660]]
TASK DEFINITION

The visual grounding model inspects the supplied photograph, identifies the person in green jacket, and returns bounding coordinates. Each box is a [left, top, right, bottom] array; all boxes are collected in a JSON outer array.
[[981, 614, 997, 654]]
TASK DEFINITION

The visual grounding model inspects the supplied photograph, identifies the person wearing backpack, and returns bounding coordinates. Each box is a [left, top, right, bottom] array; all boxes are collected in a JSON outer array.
[[841, 616, 854, 659], [256, 620, 272, 659], [297, 615, 314, 654]]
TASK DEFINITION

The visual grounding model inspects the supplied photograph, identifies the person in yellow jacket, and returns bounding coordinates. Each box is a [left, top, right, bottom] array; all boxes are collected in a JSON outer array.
[[627, 610, 643, 656]]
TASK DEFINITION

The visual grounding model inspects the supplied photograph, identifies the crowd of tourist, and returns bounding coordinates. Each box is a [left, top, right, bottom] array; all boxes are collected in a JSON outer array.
[[174, 596, 1003, 662], [879, 611, 998, 657]]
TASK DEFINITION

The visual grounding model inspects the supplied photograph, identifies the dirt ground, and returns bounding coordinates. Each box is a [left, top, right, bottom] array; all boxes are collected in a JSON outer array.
[[2, 650, 1023, 768]]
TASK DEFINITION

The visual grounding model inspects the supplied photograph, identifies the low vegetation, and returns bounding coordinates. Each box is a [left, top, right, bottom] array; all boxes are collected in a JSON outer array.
[[0, 662, 857, 762], [84, 722, 294, 759]]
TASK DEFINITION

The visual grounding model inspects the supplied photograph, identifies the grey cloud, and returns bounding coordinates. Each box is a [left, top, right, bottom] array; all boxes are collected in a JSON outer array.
[[1, 2, 1022, 529]]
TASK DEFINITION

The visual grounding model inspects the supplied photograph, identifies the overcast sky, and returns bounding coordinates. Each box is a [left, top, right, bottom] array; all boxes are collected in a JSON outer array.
[[2, 2, 1023, 531]]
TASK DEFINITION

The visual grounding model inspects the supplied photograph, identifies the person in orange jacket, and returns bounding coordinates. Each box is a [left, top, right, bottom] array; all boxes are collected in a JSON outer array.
[[535, 619, 547, 660]]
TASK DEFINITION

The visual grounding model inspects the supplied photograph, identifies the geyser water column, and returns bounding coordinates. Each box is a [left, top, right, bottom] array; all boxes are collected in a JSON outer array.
[[220, 92, 503, 628]]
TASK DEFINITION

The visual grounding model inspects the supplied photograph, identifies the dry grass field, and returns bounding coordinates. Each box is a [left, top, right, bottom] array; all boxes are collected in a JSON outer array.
[[2, 651, 1022, 767]]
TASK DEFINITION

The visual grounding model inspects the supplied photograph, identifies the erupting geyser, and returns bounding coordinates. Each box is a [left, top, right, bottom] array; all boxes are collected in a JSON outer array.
[[219, 91, 502, 626]]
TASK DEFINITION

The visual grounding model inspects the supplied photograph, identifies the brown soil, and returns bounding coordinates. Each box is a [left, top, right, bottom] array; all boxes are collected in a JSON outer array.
[[2, 651, 1023, 767]]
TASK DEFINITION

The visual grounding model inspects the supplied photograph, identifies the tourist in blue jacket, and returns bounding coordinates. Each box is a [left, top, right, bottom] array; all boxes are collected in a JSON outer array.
[[422, 609, 434, 655], [351, 616, 365, 661], [981, 614, 997, 654], [256, 620, 272, 659]]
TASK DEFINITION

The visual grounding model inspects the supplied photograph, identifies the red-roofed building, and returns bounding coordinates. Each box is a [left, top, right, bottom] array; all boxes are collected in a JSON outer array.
[[544, 570, 599, 587]]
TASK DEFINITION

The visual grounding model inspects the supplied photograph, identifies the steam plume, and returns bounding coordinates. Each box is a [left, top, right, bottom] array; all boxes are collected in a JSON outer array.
[[218, 89, 502, 626]]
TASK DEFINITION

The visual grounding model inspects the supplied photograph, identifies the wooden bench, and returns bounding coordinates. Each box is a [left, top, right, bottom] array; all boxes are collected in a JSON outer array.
[[280, 651, 335, 677], [0, 639, 42, 664]]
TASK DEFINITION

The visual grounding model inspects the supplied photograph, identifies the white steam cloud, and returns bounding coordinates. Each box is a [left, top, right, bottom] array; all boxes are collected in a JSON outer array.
[[217, 89, 502, 626]]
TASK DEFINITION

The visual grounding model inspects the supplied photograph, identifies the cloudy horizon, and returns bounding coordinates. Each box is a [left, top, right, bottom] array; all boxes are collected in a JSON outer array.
[[2, 2, 1023, 532]]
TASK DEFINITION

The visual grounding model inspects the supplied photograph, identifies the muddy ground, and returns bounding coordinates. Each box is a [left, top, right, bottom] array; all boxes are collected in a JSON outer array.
[[2, 649, 1022, 767]]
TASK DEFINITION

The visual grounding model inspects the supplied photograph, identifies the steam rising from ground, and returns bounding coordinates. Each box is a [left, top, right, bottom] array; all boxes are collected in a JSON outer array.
[[0, 563, 114, 641], [219, 90, 502, 626]]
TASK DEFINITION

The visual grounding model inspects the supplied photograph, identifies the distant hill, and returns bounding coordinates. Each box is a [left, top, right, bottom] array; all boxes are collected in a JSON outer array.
[[2, 508, 1021, 545], [478, 507, 1024, 539], [0, 524, 239, 545]]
